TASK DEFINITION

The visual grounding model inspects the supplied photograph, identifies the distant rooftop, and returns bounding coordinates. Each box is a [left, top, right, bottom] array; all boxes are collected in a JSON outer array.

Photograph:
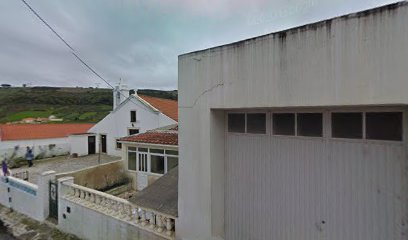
[[119, 125, 178, 146], [139, 95, 178, 122], [0, 123, 94, 141]]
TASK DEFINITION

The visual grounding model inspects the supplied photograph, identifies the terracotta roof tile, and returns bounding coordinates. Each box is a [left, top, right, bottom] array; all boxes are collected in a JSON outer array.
[[138, 95, 178, 121], [119, 131, 178, 146], [0, 123, 94, 141]]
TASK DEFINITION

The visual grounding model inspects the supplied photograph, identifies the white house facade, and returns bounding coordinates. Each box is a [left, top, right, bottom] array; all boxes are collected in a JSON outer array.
[[70, 81, 178, 157], [178, 2, 408, 240]]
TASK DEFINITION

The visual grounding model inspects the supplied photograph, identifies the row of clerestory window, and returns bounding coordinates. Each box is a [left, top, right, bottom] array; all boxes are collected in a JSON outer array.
[[228, 112, 402, 141]]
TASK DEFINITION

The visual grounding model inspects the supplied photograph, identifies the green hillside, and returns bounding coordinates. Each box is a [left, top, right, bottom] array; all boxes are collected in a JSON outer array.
[[0, 87, 177, 124]]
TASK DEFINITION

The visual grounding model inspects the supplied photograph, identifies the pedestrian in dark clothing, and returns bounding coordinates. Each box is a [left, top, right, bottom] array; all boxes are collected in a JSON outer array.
[[25, 147, 34, 167], [2, 160, 9, 176]]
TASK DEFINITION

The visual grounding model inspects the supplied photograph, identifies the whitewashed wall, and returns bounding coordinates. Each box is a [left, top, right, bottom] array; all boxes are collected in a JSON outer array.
[[68, 134, 93, 156], [0, 171, 55, 221], [178, 2, 408, 240], [88, 95, 176, 156], [0, 138, 70, 161]]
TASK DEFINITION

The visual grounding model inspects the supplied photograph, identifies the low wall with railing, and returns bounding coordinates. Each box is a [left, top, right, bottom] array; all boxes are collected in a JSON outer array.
[[58, 177, 176, 240], [0, 171, 55, 221]]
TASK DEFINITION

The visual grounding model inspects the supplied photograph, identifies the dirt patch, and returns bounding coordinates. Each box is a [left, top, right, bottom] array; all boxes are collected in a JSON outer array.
[[0, 205, 81, 240]]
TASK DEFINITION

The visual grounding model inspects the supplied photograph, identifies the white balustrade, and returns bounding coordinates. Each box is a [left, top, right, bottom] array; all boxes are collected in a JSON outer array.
[[61, 182, 176, 239]]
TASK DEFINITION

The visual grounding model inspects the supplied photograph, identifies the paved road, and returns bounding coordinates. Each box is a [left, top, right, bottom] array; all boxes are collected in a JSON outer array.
[[13, 154, 120, 184]]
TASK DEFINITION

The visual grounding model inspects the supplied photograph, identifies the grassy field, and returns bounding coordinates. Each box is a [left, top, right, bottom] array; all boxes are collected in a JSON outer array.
[[0, 87, 177, 123]]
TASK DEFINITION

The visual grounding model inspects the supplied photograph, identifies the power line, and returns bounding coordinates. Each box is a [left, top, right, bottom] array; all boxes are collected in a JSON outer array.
[[19, 0, 114, 89], [20, 0, 75, 52], [71, 52, 114, 89]]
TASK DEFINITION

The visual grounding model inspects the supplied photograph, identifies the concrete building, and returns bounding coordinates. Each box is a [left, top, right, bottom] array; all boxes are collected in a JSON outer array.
[[119, 125, 178, 190], [178, 2, 408, 240], [70, 80, 178, 157]]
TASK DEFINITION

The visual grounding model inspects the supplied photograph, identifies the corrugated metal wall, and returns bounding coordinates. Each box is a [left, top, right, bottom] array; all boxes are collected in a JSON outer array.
[[225, 133, 407, 239]]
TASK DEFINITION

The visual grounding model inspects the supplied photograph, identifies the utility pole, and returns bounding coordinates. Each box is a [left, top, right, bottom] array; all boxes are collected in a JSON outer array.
[[98, 140, 101, 165]]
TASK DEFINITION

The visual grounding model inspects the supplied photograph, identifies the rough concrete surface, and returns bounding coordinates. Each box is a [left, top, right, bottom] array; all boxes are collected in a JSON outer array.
[[0, 204, 81, 240]]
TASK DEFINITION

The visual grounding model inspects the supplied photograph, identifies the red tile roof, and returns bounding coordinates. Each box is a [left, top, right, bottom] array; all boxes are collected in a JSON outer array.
[[139, 95, 178, 121], [0, 123, 94, 141], [119, 131, 178, 146]]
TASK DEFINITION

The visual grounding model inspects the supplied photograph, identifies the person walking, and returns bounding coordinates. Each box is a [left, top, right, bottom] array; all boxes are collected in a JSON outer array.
[[25, 146, 34, 167], [2, 160, 9, 176]]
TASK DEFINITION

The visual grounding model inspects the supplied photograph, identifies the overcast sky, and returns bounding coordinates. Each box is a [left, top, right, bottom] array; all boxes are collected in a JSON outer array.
[[0, 0, 399, 90]]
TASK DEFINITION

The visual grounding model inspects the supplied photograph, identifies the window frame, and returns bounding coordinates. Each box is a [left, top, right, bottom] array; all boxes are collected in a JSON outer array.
[[272, 112, 296, 137], [227, 111, 269, 135], [128, 128, 140, 136], [365, 111, 403, 142], [149, 149, 166, 175], [127, 146, 179, 176], [329, 108, 404, 143], [296, 112, 324, 137], [115, 139, 122, 150], [127, 146, 137, 172], [271, 111, 324, 138], [225, 108, 404, 143], [330, 112, 364, 140], [130, 110, 137, 123]]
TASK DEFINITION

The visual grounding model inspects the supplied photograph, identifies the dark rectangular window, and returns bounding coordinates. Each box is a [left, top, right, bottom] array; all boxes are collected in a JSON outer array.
[[297, 113, 323, 137], [116, 140, 122, 149], [247, 113, 266, 134], [165, 150, 178, 155], [167, 157, 178, 171], [151, 155, 165, 174], [273, 113, 295, 135], [228, 113, 245, 133], [127, 151, 136, 171], [366, 112, 402, 141], [128, 129, 139, 135], [128, 147, 137, 151], [150, 148, 164, 154], [332, 112, 363, 139], [130, 111, 137, 122]]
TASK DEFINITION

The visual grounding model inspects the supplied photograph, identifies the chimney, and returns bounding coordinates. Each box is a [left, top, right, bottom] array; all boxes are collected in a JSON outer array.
[[113, 78, 129, 110]]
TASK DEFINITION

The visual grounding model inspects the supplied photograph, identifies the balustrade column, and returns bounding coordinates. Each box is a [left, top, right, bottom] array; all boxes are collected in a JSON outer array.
[[165, 218, 173, 236], [74, 188, 81, 202], [149, 213, 156, 229], [156, 215, 164, 233], [132, 208, 140, 224], [106, 199, 114, 214], [140, 210, 147, 226], [80, 189, 86, 202], [125, 205, 133, 221]]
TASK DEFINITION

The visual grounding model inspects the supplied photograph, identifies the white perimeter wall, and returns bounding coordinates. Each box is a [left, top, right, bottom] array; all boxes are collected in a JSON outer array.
[[89, 96, 176, 156], [0, 138, 69, 160], [0, 171, 55, 221], [178, 3, 408, 240], [57, 177, 165, 240]]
